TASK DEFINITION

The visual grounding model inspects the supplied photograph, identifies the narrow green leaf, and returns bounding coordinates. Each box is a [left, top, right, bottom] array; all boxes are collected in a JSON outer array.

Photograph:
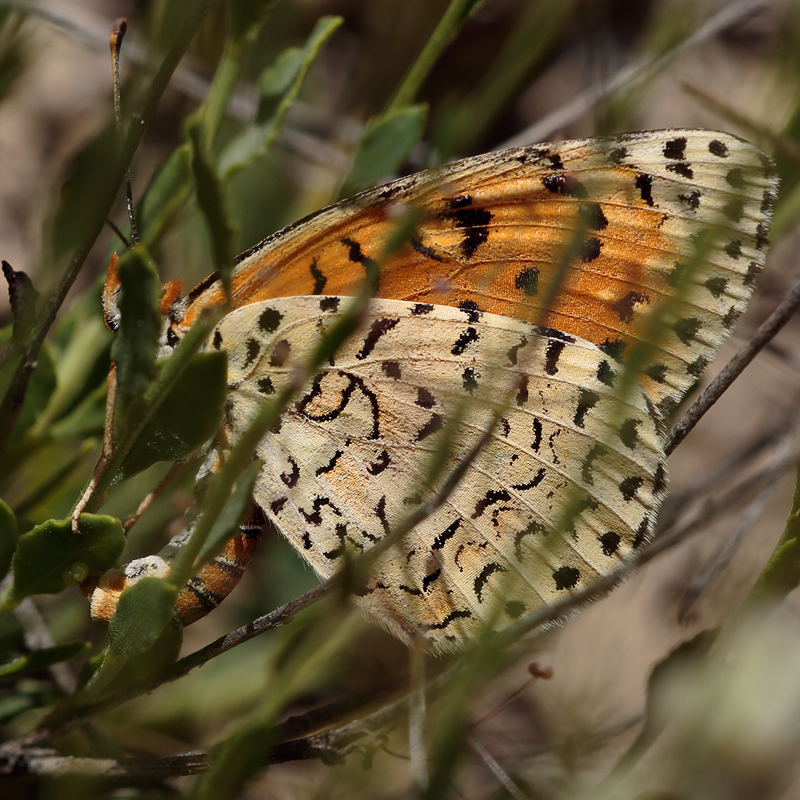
[[138, 143, 193, 248], [188, 120, 235, 295], [87, 578, 179, 695], [113, 247, 162, 419], [0, 641, 90, 679], [107, 578, 178, 660], [218, 16, 343, 178], [0, 499, 18, 581], [116, 350, 227, 481], [750, 462, 800, 604], [9, 514, 124, 601], [339, 104, 427, 196], [7, 341, 56, 444], [196, 460, 260, 566]]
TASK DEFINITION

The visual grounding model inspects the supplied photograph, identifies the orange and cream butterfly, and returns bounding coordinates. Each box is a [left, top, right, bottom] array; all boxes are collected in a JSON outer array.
[[90, 129, 776, 652]]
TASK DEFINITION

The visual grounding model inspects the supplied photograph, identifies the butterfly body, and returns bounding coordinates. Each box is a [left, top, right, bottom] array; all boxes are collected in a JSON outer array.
[[92, 129, 777, 650]]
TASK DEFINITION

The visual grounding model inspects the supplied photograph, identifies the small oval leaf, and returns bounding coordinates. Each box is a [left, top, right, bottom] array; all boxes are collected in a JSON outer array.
[[10, 514, 124, 601], [117, 351, 227, 480]]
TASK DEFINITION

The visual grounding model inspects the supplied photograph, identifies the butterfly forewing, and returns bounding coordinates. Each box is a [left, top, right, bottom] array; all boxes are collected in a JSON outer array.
[[177, 130, 776, 419]]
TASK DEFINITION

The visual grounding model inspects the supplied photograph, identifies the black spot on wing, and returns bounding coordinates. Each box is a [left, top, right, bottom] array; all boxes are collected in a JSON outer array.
[[472, 489, 511, 519], [415, 387, 436, 409], [415, 413, 443, 442], [512, 468, 546, 492], [608, 146, 628, 164], [280, 457, 300, 488], [382, 360, 401, 379], [459, 299, 481, 322], [611, 291, 649, 323], [579, 202, 608, 230], [553, 566, 580, 590], [258, 307, 283, 333], [708, 139, 729, 157], [531, 418, 542, 451], [619, 418, 641, 449], [666, 162, 694, 179], [542, 174, 587, 197], [411, 303, 434, 315], [315, 450, 343, 476], [269, 339, 291, 367], [410, 232, 445, 262], [663, 137, 687, 159], [515, 521, 544, 560], [319, 296, 340, 312], [356, 317, 400, 360], [257, 377, 274, 395], [515, 267, 539, 296], [705, 276, 728, 297], [678, 190, 700, 211], [544, 340, 566, 375], [432, 519, 461, 550], [243, 338, 261, 369], [309, 258, 327, 294], [580, 237, 602, 262], [597, 360, 616, 386], [619, 475, 644, 501], [635, 174, 654, 206], [367, 450, 391, 475], [506, 335, 528, 365], [462, 366, 479, 392], [573, 390, 599, 428], [452, 326, 479, 355], [724, 239, 742, 259], [474, 563, 507, 602], [599, 531, 621, 556]]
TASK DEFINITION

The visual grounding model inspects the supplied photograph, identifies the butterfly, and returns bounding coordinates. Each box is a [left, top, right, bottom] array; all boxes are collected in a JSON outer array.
[[90, 129, 777, 652]]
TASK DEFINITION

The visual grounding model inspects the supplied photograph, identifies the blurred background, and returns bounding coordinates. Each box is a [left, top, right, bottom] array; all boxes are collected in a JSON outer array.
[[2, 1, 800, 798]]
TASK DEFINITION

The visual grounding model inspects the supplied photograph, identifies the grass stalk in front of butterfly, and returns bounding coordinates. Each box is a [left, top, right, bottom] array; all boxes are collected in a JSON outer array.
[[0, 1, 214, 459]]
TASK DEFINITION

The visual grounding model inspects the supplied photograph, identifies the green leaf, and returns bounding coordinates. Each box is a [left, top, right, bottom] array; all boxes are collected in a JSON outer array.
[[49, 383, 107, 440], [86, 578, 179, 694], [0, 327, 58, 444], [138, 143, 193, 249], [107, 578, 178, 660], [218, 16, 343, 178], [50, 123, 120, 261], [0, 641, 90, 679], [188, 120, 235, 292], [197, 460, 260, 565], [339, 104, 427, 196], [0, 499, 18, 581], [9, 514, 124, 601], [116, 350, 226, 481], [113, 247, 162, 419]]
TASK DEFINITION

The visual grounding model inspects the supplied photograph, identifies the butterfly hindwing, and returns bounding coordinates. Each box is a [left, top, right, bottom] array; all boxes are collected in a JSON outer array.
[[213, 297, 667, 650]]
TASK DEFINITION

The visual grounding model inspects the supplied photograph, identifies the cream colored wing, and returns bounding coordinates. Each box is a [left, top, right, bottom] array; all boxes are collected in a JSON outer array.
[[212, 296, 667, 652]]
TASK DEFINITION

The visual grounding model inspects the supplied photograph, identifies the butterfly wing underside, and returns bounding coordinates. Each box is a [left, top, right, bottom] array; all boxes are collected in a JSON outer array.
[[213, 297, 667, 650], [178, 130, 777, 419]]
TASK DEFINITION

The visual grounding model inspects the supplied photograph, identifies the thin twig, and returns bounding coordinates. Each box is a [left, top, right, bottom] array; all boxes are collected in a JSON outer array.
[[123, 461, 182, 533], [499, 0, 770, 148], [469, 737, 529, 800], [665, 277, 800, 456]]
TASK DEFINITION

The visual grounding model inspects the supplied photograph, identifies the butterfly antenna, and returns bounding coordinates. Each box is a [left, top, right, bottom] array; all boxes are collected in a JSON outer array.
[[110, 18, 139, 246]]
